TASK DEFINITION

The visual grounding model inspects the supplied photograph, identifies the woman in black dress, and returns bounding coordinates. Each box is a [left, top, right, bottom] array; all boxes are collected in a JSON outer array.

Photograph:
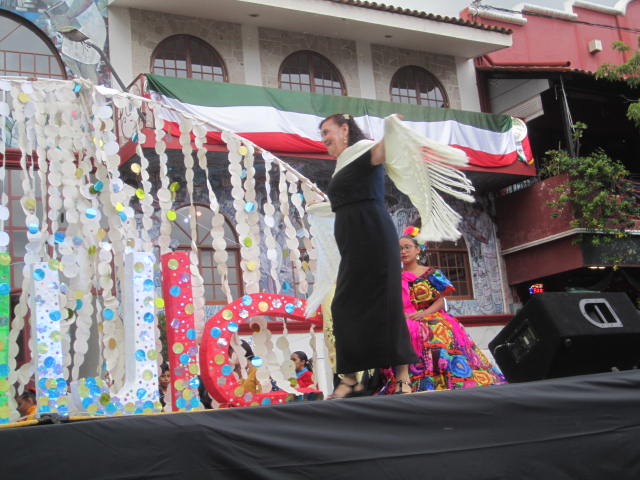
[[319, 114, 418, 398]]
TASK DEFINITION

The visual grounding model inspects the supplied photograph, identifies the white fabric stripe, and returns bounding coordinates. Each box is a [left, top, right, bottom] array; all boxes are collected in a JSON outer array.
[[152, 93, 517, 156]]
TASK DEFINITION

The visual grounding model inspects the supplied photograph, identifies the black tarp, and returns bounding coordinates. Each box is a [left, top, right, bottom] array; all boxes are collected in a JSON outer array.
[[4, 370, 640, 479]]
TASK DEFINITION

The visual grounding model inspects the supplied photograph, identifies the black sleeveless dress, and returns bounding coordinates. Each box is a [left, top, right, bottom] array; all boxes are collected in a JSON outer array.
[[327, 149, 418, 373]]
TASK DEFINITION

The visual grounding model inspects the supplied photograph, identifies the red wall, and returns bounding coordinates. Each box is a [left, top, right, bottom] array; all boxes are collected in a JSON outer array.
[[495, 174, 575, 251], [463, 2, 640, 72], [495, 175, 586, 285], [502, 236, 584, 285]]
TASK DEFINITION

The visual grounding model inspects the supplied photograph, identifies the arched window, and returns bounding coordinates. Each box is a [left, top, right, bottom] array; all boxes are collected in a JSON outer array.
[[0, 10, 66, 78], [172, 205, 242, 304], [279, 51, 346, 96], [426, 238, 473, 299], [390, 66, 448, 108], [151, 35, 227, 82]]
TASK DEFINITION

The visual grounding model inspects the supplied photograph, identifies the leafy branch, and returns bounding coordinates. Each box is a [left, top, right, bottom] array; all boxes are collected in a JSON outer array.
[[540, 134, 637, 246], [595, 38, 640, 127]]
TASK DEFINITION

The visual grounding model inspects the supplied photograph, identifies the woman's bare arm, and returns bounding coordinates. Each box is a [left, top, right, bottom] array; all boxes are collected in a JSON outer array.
[[370, 140, 385, 165]]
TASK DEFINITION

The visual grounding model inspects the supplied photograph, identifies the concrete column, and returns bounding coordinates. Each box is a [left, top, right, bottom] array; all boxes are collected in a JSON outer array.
[[455, 57, 481, 112], [241, 24, 263, 86], [356, 40, 376, 99], [107, 7, 134, 86]]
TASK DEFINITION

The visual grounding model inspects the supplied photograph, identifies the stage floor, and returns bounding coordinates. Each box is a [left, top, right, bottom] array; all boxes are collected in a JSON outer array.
[[4, 369, 640, 479]]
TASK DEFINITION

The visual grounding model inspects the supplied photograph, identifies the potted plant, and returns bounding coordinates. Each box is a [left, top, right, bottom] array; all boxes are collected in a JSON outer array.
[[539, 123, 638, 247]]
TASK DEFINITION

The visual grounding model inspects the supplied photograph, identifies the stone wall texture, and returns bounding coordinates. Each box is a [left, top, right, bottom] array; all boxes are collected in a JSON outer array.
[[257, 27, 360, 96], [129, 9, 245, 84], [127, 10, 460, 108], [371, 44, 461, 109]]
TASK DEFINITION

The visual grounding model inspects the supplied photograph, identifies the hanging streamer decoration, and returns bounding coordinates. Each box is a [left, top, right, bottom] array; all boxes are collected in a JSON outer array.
[[260, 151, 281, 293], [194, 123, 233, 305], [10, 80, 43, 397], [286, 170, 309, 295], [179, 117, 206, 338]]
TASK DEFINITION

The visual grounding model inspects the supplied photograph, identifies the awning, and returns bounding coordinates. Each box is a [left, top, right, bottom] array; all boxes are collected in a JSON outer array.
[[146, 74, 532, 168]]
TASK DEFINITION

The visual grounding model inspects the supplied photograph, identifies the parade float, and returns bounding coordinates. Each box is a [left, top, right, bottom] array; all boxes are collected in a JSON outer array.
[[1, 75, 638, 479]]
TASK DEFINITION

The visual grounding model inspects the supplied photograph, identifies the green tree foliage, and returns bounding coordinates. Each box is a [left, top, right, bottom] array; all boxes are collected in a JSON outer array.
[[540, 124, 637, 246], [596, 39, 640, 127]]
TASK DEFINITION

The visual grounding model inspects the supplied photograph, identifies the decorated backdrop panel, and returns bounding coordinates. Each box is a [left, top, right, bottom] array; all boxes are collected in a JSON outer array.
[[0, 76, 328, 421]]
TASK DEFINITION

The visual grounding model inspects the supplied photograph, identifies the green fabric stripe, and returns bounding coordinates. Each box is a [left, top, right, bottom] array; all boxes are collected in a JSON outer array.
[[146, 74, 511, 133]]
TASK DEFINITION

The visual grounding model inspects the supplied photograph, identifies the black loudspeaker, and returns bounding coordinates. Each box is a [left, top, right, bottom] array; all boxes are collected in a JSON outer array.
[[489, 292, 640, 382]]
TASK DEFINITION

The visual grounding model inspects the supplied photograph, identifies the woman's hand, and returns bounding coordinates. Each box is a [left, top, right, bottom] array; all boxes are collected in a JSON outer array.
[[406, 311, 425, 321]]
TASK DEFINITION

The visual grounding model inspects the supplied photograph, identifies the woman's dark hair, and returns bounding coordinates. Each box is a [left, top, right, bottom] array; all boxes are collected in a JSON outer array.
[[240, 340, 255, 360], [18, 388, 36, 403], [229, 340, 255, 360], [319, 113, 366, 146], [400, 234, 428, 266], [292, 350, 313, 372], [160, 362, 170, 374]]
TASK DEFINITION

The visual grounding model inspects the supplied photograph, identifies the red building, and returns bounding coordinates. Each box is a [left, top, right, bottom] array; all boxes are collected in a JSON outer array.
[[462, 1, 640, 307]]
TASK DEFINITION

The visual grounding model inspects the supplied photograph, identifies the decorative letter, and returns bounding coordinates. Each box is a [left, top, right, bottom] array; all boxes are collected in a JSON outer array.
[[200, 293, 323, 407], [161, 251, 201, 412], [31, 263, 69, 417], [70, 253, 162, 415]]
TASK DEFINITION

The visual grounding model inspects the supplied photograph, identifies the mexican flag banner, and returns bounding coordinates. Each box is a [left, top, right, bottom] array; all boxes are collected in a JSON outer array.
[[146, 74, 531, 168]]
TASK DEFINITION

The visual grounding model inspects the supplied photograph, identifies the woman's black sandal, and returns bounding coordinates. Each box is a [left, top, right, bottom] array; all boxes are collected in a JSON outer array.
[[328, 381, 362, 399], [394, 380, 412, 394]]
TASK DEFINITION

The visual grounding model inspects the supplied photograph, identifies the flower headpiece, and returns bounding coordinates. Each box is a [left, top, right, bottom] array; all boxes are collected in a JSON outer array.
[[403, 226, 427, 251], [403, 226, 419, 237], [342, 113, 350, 120]]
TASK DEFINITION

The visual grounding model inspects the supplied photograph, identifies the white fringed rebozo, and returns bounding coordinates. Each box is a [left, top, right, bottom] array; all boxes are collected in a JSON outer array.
[[383, 114, 475, 243], [304, 115, 475, 317], [304, 202, 340, 318]]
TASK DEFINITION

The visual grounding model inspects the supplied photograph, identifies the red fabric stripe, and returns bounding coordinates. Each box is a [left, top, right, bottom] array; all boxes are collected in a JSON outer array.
[[452, 145, 519, 168], [163, 121, 527, 168]]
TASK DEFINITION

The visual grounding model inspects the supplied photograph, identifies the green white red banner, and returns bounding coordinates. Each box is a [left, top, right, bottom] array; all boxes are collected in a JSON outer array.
[[146, 74, 532, 168]]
